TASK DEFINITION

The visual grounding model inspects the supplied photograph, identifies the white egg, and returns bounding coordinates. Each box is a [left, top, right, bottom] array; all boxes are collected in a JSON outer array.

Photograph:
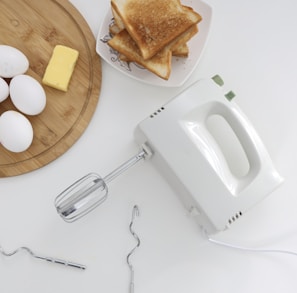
[[10, 74, 46, 115], [0, 77, 9, 102], [0, 45, 29, 78], [0, 110, 33, 153]]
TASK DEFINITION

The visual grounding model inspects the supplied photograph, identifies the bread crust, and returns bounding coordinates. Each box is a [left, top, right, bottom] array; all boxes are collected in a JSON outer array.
[[108, 24, 198, 80], [111, 0, 202, 60], [108, 29, 172, 79]]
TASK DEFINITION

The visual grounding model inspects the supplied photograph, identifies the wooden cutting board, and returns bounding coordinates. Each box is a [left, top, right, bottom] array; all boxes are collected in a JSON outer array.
[[0, 0, 102, 177]]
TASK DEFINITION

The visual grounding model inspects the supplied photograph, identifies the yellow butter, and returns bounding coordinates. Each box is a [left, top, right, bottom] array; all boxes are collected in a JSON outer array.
[[42, 45, 79, 92]]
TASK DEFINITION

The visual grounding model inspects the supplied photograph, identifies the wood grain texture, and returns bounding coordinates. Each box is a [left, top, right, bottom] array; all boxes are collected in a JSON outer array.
[[0, 0, 102, 177]]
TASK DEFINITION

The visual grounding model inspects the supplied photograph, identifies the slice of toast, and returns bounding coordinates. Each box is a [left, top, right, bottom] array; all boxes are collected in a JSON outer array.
[[169, 24, 198, 52], [108, 29, 172, 79], [108, 24, 198, 79], [111, 0, 202, 60], [110, 5, 190, 58], [120, 43, 189, 60]]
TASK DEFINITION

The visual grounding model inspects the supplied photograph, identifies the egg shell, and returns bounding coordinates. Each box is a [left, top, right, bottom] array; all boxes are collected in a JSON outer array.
[[0, 45, 29, 78], [10, 74, 46, 115], [0, 110, 33, 153], [0, 77, 9, 102]]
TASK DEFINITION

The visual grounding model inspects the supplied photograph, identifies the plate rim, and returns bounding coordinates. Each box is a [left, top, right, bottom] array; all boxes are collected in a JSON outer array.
[[96, 0, 213, 87]]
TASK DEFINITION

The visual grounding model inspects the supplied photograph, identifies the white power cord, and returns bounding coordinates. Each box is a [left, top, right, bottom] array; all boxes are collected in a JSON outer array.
[[202, 229, 297, 257]]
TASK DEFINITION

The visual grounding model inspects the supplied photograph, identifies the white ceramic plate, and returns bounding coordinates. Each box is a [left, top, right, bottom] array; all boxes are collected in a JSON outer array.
[[96, 0, 212, 87]]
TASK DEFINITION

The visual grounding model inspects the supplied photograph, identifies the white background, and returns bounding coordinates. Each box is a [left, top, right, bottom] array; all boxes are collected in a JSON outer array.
[[1, 0, 297, 292]]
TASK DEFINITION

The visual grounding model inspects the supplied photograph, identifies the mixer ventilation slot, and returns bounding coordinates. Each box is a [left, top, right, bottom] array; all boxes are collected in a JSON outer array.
[[150, 107, 165, 118], [227, 211, 242, 225]]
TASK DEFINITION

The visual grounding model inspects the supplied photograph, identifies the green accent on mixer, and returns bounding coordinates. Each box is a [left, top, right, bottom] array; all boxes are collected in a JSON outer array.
[[212, 74, 224, 86], [225, 91, 236, 101]]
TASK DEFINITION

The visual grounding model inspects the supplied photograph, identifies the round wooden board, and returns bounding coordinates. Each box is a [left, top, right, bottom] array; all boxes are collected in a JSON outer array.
[[0, 0, 102, 177]]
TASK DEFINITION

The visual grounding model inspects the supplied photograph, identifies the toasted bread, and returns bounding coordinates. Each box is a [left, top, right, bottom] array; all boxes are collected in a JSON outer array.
[[108, 29, 172, 79], [111, 0, 202, 60], [109, 6, 193, 58], [169, 24, 198, 52], [119, 43, 189, 59], [111, 6, 125, 31], [108, 24, 197, 79], [172, 43, 189, 57]]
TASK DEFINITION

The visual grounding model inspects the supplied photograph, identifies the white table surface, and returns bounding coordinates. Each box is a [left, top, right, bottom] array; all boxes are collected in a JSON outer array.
[[1, 0, 297, 292]]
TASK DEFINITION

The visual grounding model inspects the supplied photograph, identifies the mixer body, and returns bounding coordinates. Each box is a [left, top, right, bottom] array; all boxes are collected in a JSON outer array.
[[134, 77, 283, 234]]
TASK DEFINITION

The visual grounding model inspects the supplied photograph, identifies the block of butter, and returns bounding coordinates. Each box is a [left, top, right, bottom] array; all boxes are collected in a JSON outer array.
[[42, 45, 79, 92]]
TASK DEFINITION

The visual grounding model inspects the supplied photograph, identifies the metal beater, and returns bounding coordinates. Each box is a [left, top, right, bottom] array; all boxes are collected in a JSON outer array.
[[55, 148, 150, 222]]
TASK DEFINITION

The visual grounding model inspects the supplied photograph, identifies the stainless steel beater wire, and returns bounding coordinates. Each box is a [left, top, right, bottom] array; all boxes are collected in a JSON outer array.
[[55, 149, 147, 222], [127, 205, 141, 293], [56, 174, 107, 216], [0, 245, 86, 270], [103, 150, 146, 184]]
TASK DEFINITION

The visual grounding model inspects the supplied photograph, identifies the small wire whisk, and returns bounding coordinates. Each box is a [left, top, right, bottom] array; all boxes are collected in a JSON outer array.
[[0, 245, 86, 270], [127, 205, 141, 293], [55, 149, 148, 222]]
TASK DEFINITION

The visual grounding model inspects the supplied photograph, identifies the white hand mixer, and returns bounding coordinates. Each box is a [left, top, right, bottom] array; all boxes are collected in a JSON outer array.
[[55, 76, 283, 234]]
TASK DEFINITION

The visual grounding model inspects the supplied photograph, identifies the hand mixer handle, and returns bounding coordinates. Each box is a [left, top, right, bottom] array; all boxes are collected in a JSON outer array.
[[204, 84, 283, 195]]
